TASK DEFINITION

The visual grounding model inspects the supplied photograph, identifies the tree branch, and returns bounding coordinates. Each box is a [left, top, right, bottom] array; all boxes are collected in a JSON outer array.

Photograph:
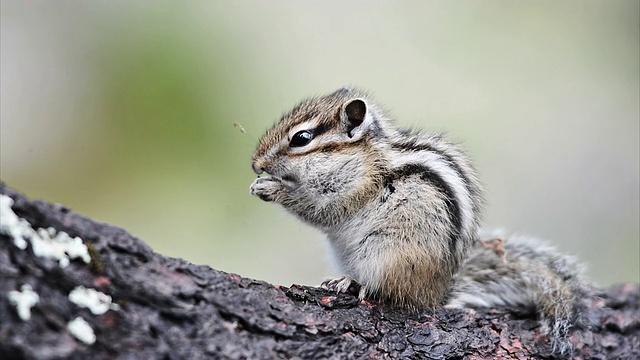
[[0, 183, 638, 359]]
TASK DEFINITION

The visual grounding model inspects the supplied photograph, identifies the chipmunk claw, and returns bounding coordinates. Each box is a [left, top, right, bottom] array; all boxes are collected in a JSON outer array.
[[321, 275, 363, 298]]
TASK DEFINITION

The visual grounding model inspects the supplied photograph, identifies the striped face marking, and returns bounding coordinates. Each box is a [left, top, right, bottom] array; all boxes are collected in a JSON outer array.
[[252, 91, 375, 174]]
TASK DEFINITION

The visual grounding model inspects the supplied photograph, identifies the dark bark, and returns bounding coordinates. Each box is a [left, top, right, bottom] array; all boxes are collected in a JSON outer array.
[[0, 183, 638, 359]]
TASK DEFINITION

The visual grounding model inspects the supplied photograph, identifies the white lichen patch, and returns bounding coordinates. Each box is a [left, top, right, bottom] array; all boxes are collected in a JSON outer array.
[[69, 286, 120, 315], [67, 316, 96, 345], [32, 227, 91, 267], [8, 284, 40, 321], [0, 194, 91, 267], [1, 194, 29, 249]]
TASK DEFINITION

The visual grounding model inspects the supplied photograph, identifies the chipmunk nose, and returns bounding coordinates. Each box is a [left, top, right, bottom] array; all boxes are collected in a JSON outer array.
[[251, 161, 264, 175]]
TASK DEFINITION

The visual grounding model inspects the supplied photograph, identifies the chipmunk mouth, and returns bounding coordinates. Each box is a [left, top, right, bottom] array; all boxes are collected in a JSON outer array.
[[279, 174, 297, 183], [262, 172, 298, 187]]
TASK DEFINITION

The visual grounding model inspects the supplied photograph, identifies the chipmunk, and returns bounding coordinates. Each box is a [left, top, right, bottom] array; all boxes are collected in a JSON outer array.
[[249, 88, 591, 354]]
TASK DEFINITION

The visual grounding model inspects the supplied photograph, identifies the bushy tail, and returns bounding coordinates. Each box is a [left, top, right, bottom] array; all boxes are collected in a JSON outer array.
[[446, 232, 594, 355]]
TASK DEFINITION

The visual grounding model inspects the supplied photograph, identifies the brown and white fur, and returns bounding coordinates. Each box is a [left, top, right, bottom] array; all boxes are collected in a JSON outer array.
[[250, 88, 591, 354]]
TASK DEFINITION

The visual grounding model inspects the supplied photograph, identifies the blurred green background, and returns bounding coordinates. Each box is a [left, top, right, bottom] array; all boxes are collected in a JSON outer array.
[[1, 1, 638, 287]]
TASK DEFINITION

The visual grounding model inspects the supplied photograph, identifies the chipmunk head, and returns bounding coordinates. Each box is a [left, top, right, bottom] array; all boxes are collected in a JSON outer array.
[[251, 88, 389, 227]]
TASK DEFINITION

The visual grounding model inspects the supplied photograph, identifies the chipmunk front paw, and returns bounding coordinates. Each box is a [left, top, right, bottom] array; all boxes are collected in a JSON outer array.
[[250, 177, 285, 202]]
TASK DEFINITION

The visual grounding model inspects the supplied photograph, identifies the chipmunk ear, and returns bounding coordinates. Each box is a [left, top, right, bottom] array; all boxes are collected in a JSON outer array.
[[343, 99, 367, 138]]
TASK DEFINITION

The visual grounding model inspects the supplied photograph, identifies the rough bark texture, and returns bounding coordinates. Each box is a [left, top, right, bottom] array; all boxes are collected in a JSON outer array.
[[0, 183, 638, 359]]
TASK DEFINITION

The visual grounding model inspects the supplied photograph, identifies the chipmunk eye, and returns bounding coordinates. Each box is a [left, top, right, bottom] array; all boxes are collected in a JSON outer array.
[[290, 130, 314, 147]]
